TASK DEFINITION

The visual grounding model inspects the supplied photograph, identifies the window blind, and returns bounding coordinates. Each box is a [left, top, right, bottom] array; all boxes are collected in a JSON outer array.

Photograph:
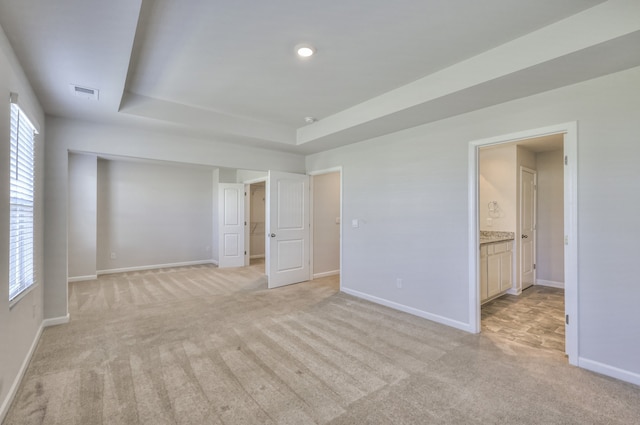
[[9, 100, 37, 301]]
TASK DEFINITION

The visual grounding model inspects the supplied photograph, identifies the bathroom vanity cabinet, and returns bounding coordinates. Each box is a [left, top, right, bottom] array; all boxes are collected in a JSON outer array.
[[480, 240, 513, 303]]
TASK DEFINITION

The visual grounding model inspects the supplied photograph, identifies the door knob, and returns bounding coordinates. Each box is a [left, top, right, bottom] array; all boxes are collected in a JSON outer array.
[[270, 233, 276, 238], [521, 234, 528, 239]]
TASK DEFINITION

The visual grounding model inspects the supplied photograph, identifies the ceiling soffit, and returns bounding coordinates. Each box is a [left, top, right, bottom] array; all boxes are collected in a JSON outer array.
[[117, 0, 639, 152], [3, 1, 639, 154]]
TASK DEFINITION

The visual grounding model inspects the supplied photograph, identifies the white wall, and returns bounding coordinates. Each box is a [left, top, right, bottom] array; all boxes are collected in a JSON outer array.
[[306, 66, 640, 383], [536, 149, 564, 284], [313, 172, 340, 276], [68, 153, 97, 280], [68, 155, 219, 276], [237, 169, 268, 183], [218, 167, 237, 184], [96, 159, 214, 272], [0, 25, 45, 422], [479, 145, 516, 232], [44, 117, 305, 321]]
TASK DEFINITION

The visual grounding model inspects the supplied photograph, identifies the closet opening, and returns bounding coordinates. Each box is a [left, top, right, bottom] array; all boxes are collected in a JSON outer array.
[[245, 181, 266, 272]]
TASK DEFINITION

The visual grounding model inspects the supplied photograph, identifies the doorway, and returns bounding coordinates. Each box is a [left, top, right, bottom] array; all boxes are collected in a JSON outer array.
[[468, 122, 578, 365], [478, 139, 563, 352], [241, 172, 311, 288], [479, 141, 565, 353], [246, 181, 266, 271], [309, 168, 342, 288], [239, 169, 342, 289]]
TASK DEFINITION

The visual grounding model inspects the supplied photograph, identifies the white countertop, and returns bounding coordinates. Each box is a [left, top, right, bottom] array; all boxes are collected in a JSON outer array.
[[479, 231, 515, 245]]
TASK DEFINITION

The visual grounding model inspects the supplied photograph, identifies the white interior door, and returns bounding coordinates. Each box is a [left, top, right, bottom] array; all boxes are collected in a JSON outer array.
[[266, 171, 310, 288], [218, 183, 245, 268], [520, 167, 536, 289]]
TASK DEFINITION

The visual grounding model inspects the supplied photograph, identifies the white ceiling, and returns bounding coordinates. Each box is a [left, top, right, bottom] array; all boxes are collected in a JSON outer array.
[[1, 0, 639, 154]]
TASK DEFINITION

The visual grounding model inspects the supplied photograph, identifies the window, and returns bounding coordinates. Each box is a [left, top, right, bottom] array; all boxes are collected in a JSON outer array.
[[9, 99, 37, 302]]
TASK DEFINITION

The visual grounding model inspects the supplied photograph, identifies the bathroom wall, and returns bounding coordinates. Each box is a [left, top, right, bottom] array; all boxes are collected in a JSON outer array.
[[479, 144, 516, 232]]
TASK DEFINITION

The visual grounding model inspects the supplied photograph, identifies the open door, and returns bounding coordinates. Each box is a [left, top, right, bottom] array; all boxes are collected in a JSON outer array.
[[266, 171, 310, 288], [218, 183, 245, 268], [520, 167, 537, 289]]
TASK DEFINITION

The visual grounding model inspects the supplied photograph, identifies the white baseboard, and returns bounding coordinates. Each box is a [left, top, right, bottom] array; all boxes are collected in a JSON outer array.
[[341, 287, 473, 333], [250, 254, 265, 260], [0, 323, 43, 424], [97, 259, 215, 275], [579, 357, 640, 387], [43, 314, 70, 327], [536, 279, 564, 289], [313, 270, 339, 279], [0, 312, 71, 422], [67, 274, 97, 283]]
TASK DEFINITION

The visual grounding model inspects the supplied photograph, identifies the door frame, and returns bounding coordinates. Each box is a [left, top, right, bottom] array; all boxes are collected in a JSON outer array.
[[519, 166, 537, 291], [308, 167, 343, 290], [468, 122, 578, 365]]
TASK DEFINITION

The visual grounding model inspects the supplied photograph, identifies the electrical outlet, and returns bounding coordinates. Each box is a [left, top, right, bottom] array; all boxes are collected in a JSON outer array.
[[110, 252, 117, 260], [396, 278, 403, 289]]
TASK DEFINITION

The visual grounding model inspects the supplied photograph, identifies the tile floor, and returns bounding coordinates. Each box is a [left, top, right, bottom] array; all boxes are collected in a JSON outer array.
[[481, 285, 565, 354]]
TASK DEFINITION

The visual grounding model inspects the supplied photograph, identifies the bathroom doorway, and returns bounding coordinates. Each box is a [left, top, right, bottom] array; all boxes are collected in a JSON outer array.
[[478, 137, 564, 353], [468, 122, 578, 364]]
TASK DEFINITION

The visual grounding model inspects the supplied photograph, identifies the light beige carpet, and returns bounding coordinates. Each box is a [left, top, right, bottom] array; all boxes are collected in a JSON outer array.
[[3, 262, 639, 424]]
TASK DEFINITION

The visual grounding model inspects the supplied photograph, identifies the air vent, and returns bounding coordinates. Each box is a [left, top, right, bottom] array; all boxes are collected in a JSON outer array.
[[69, 84, 99, 100]]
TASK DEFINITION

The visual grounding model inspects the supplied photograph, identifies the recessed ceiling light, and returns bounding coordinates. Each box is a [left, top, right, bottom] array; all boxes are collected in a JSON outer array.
[[296, 44, 315, 58]]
